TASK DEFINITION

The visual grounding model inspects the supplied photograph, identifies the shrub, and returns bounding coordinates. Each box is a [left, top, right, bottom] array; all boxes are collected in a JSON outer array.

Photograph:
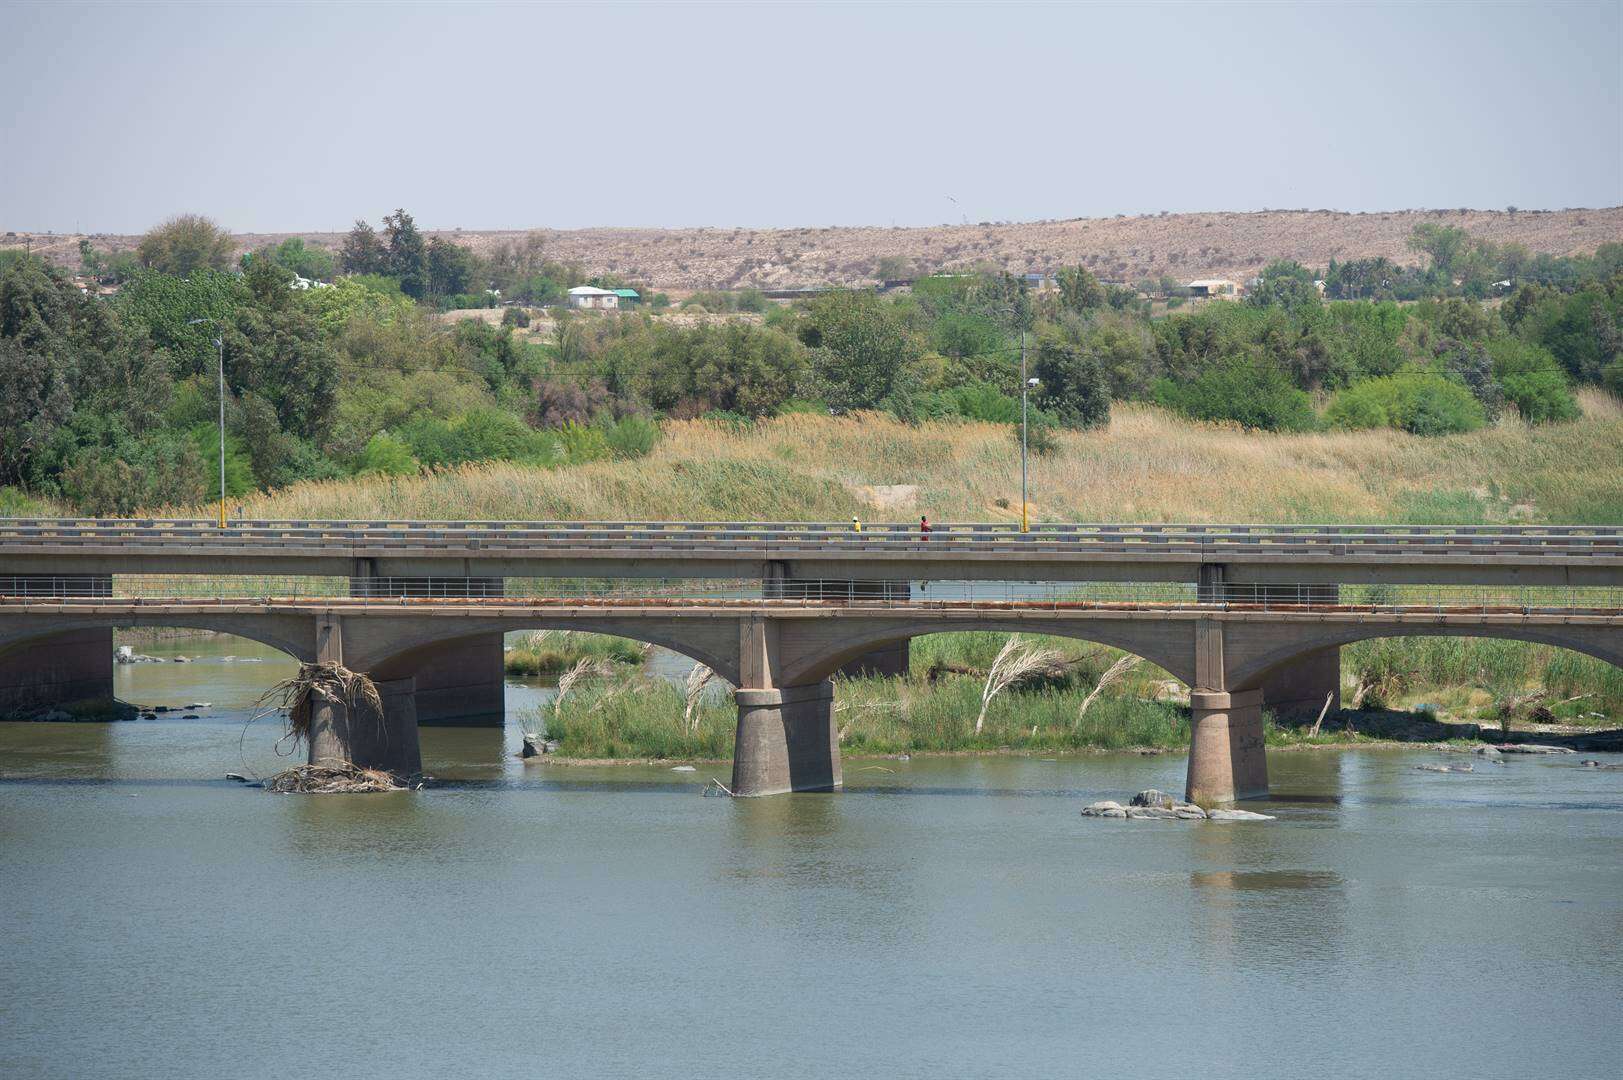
[[949, 382, 1019, 423], [1324, 372, 1486, 436], [1486, 338, 1580, 424], [1152, 357, 1315, 431], [501, 306, 531, 329], [354, 431, 418, 476], [600, 414, 660, 460], [399, 407, 554, 466]]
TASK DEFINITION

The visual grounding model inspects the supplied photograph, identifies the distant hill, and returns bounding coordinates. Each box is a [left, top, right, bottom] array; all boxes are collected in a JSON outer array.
[[8, 207, 1620, 290]]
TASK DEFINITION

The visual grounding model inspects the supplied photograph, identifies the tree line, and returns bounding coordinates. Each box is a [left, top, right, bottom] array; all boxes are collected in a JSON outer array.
[[2, 212, 1619, 515]]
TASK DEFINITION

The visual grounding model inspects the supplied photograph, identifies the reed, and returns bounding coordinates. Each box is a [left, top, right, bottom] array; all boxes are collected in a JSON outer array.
[[155, 402, 1623, 526], [503, 631, 644, 677]]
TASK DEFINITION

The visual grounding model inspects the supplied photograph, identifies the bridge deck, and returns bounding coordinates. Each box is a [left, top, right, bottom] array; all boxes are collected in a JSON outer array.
[[3, 519, 1621, 587]]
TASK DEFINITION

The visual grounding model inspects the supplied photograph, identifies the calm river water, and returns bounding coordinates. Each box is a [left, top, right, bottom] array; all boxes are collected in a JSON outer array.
[[2, 634, 1620, 1079]]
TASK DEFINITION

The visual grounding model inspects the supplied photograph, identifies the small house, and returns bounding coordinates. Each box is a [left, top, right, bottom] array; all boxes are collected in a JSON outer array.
[[568, 285, 620, 310], [1185, 278, 1241, 300], [613, 288, 640, 307]]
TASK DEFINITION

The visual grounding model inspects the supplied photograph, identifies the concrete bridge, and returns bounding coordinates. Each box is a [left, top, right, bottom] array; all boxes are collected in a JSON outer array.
[[3, 594, 1619, 804], [2, 519, 1619, 803]]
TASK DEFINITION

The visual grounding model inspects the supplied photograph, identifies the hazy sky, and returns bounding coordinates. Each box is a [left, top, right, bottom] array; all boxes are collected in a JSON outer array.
[[3, 0, 1619, 233]]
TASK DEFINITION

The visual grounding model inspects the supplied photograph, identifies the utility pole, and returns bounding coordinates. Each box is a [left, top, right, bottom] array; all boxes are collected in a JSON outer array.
[[187, 318, 229, 528], [1019, 330, 1029, 533]]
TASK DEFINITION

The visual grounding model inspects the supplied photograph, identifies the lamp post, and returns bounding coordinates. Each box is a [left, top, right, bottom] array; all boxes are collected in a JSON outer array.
[[1020, 334, 1038, 534], [186, 318, 228, 528]]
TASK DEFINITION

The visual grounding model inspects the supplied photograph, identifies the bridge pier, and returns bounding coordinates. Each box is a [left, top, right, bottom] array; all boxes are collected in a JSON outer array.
[[350, 570, 505, 726], [0, 577, 114, 717], [730, 614, 841, 796], [307, 674, 422, 778], [309, 613, 422, 777], [732, 681, 841, 796], [1185, 689, 1269, 805]]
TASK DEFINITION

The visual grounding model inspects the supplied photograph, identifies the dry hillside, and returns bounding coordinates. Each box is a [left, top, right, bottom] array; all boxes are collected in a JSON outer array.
[[7, 207, 1620, 290]]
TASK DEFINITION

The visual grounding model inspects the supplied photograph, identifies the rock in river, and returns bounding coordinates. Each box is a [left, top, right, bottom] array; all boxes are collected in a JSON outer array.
[[1417, 763, 1473, 773], [1081, 801, 1128, 818], [1129, 789, 1176, 809], [1206, 809, 1276, 822], [1496, 744, 1576, 754]]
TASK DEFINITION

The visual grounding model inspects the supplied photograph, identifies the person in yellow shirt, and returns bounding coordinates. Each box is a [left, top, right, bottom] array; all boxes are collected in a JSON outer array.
[[851, 516, 862, 533]]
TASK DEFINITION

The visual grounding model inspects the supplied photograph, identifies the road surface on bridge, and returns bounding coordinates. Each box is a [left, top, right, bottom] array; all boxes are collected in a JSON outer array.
[[2, 519, 1620, 585]]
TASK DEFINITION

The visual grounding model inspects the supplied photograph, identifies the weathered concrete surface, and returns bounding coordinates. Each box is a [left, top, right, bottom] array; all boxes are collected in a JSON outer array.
[[0, 627, 113, 714], [1186, 689, 1269, 805], [409, 633, 506, 726], [1259, 645, 1341, 721], [307, 674, 422, 777], [731, 681, 840, 796]]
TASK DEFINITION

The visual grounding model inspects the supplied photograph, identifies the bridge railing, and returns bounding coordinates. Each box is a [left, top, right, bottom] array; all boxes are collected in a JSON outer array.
[[2, 576, 1619, 615], [1, 518, 1620, 556]]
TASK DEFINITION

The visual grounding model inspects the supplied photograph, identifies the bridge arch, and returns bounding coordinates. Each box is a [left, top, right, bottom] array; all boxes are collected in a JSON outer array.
[[780, 617, 1196, 687], [1227, 623, 1623, 694], [356, 617, 741, 687], [0, 615, 317, 666]]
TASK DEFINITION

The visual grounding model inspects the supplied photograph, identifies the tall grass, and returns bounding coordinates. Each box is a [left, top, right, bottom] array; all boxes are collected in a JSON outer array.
[[503, 631, 643, 677], [156, 404, 1623, 526], [1343, 637, 1621, 720]]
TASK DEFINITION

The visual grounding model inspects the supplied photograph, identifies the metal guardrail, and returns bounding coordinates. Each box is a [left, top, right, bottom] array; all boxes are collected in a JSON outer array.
[[2, 577, 1619, 616], [0, 519, 1619, 559]]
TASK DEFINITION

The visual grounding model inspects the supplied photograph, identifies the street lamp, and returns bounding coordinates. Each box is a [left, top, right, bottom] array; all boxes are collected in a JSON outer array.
[[1019, 335, 1039, 534], [186, 318, 228, 529]]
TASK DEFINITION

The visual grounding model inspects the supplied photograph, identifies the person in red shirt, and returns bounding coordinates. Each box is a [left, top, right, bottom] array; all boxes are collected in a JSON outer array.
[[920, 515, 931, 540]]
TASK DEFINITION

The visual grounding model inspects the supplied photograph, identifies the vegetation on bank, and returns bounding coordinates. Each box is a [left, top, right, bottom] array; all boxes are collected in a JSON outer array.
[[169, 399, 1623, 526], [503, 631, 643, 677], [2, 209, 1619, 516], [520, 630, 1618, 761]]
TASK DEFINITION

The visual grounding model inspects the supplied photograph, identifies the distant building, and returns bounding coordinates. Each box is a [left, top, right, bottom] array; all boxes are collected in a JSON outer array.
[[613, 288, 640, 307], [568, 285, 620, 310], [1185, 278, 1242, 300]]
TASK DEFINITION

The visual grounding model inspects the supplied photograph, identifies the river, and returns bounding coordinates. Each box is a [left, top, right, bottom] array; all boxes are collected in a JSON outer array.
[[2, 634, 1620, 1078]]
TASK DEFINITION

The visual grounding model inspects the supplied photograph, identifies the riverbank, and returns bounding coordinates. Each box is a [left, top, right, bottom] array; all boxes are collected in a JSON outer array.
[[525, 647, 1622, 763], [174, 401, 1623, 525]]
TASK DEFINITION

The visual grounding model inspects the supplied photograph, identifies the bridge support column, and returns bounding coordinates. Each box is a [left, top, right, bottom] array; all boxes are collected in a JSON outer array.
[[730, 613, 841, 796], [0, 576, 115, 717], [350, 570, 505, 725], [731, 681, 841, 797], [1186, 689, 1268, 805], [307, 675, 422, 779]]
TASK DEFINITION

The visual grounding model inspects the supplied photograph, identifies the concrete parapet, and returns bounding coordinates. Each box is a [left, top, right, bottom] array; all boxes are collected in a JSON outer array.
[[1185, 688, 1268, 805], [308, 675, 422, 778], [731, 680, 841, 796]]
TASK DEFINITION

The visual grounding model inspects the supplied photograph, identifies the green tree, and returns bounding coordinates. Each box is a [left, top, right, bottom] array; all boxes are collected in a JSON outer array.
[[1324, 372, 1486, 436], [340, 218, 387, 275], [136, 213, 234, 276], [1055, 265, 1106, 313], [355, 431, 418, 475], [804, 290, 921, 411], [1407, 223, 1471, 278], [269, 238, 336, 281], [1486, 338, 1580, 424], [426, 236, 476, 298], [1153, 357, 1316, 432], [1031, 329, 1110, 430], [1247, 260, 1320, 313], [383, 209, 428, 298]]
